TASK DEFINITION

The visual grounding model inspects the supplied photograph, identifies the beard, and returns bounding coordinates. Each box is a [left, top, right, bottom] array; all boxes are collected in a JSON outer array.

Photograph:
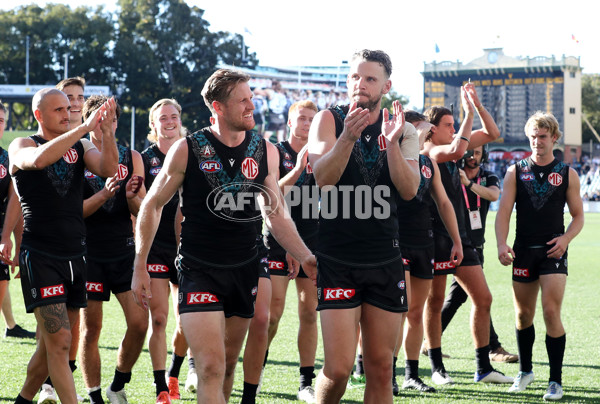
[[465, 159, 480, 169], [353, 92, 383, 112]]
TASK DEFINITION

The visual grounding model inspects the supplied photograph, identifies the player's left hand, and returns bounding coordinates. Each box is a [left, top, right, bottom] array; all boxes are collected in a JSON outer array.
[[126, 175, 144, 199], [382, 100, 405, 144], [546, 235, 568, 259]]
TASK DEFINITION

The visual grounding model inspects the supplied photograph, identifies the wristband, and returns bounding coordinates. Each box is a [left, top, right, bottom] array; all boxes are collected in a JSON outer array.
[[466, 180, 474, 190], [460, 136, 470, 143]]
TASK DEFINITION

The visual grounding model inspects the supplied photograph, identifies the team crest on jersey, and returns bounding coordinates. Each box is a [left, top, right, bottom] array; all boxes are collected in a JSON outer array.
[[0, 164, 7, 179], [241, 157, 259, 180], [63, 148, 78, 164], [84, 169, 96, 179], [284, 152, 292, 160], [548, 172, 563, 186], [201, 144, 215, 158], [398, 280, 406, 290], [150, 157, 161, 166], [150, 167, 161, 176], [283, 160, 294, 170], [378, 134, 387, 151], [306, 162, 313, 174], [421, 165, 432, 179], [520, 173, 534, 181], [200, 160, 222, 173], [251, 286, 258, 296], [116, 164, 129, 180]]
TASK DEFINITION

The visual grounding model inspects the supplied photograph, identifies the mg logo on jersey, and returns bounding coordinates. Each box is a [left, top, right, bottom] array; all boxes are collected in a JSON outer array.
[[41, 284, 65, 298], [306, 162, 313, 174], [63, 148, 78, 164], [268, 261, 285, 270], [200, 160, 222, 173], [548, 172, 563, 186], [115, 164, 129, 180], [241, 157, 259, 180], [147, 264, 169, 273], [187, 292, 218, 304], [0, 164, 6, 179], [86, 282, 104, 293], [421, 165, 432, 179], [434, 261, 455, 271], [324, 288, 356, 301], [513, 267, 529, 277], [378, 134, 387, 151], [84, 169, 96, 179]]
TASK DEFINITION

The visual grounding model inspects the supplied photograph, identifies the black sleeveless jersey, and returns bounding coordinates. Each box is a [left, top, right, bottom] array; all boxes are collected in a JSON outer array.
[[179, 128, 268, 266], [13, 135, 86, 258], [83, 145, 134, 261], [265, 141, 318, 256], [430, 161, 469, 243], [397, 154, 435, 248], [142, 143, 180, 249], [514, 158, 569, 247], [462, 169, 499, 247], [316, 105, 402, 265], [0, 147, 11, 230]]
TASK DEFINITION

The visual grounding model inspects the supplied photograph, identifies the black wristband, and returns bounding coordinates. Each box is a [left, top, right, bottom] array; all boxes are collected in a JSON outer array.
[[466, 180, 474, 190]]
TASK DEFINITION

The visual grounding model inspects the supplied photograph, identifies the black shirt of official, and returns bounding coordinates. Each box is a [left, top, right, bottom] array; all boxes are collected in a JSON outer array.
[[462, 168, 499, 247]]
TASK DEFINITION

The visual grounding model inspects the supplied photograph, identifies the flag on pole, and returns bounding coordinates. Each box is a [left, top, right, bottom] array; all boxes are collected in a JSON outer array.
[[435, 43, 440, 53], [571, 34, 579, 44]]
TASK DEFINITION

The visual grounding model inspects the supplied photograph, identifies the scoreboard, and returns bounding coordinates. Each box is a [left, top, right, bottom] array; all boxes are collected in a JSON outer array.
[[423, 71, 566, 144]]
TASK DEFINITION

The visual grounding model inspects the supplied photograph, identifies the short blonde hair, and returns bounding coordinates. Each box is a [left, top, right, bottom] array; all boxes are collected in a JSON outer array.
[[148, 98, 187, 143], [288, 100, 317, 117], [525, 111, 562, 141]]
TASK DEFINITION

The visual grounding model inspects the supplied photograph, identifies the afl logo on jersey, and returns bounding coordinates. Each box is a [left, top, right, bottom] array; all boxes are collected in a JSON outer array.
[[0, 164, 6, 179], [200, 160, 222, 173], [116, 164, 129, 180], [150, 157, 160, 167], [421, 165, 432, 179], [548, 172, 563, 186], [241, 157, 259, 180], [283, 160, 294, 170], [520, 173, 534, 181], [378, 134, 387, 151], [63, 148, 78, 164], [150, 167, 161, 176], [84, 169, 96, 179]]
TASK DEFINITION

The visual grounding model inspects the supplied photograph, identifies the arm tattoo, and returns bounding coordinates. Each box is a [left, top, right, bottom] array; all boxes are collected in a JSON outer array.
[[39, 304, 70, 334]]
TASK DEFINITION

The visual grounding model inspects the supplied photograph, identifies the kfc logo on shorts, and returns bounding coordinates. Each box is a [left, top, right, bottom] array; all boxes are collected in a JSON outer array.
[[398, 280, 406, 290], [513, 267, 529, 277], [63, 148, 78, 164], [241, 157, 259, 180], [251, 286, 258, 296], [323, 288, 356, 301], [187, 292, 218, 304], [41, 284, 65, 298], [421, 165, 432, 179], [0, 164, 6, 179], [268, 261, 285, 270], [86, 282, 104, 293], [434, 261, 455, 271], [548, 172, 563, 186], [306, 162, 313, 174], [520, 173, 534, 181], [147, 264, 169, 273], [116, 164, 129, 180], [84, 169, 96, 179], [150, 167, 161, 176], [378, 134, 387, 151]]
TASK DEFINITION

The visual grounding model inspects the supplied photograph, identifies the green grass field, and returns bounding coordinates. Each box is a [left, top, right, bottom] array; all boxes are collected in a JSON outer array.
[[1, 212, 599, 403], [0, 131, 35, 150]]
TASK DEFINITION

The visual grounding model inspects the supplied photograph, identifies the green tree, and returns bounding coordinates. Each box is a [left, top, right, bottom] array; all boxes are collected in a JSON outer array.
[[381, 89, 409, 114], [582, 74, 600, 146]]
